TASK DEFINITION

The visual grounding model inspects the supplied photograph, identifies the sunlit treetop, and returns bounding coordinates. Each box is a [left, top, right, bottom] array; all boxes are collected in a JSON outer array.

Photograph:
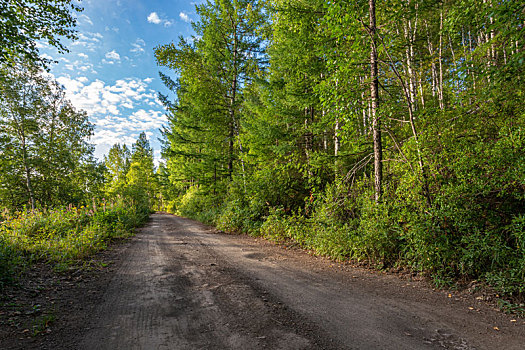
[[0, 0, 82, 65]]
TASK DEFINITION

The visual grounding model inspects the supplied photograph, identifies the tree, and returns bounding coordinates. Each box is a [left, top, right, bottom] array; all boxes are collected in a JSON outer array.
[[104, 143, 131, 196], [368, 0, 382, 203], [0, 63, 43, 209], [241, 0, 331, 209], [0, 62, 96, 210], [0, 0, 82, 65], [156, 0, 267, 194], [131, 132, 155, 169], [104, 134, 158, 210], [155, 0, 525, 300], [127, 133, 157, 208]]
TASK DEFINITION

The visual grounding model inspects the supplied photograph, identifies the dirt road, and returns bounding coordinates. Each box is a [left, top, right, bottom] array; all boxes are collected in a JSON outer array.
[[9, 213, 524, 349]]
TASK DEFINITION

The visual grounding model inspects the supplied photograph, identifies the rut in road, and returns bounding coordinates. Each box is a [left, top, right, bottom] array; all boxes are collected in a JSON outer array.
[[80, 214, 525, 350]]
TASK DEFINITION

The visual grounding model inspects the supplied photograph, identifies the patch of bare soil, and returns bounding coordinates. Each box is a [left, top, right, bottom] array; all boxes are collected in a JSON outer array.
[[0, 238, 132, 350], [1, 213, 524, 349]]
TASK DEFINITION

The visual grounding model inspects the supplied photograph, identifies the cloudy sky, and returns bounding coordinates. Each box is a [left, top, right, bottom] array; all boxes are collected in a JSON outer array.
[[40, 0, 204, 161]]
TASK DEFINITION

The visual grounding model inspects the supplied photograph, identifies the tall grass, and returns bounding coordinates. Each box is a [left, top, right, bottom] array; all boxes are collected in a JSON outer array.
[[0, 199, 149, 287]]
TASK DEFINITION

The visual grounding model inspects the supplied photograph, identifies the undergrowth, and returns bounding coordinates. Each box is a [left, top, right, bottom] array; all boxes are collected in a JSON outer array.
[[168, 174, 525, 305], [0, 199, 149, 287]]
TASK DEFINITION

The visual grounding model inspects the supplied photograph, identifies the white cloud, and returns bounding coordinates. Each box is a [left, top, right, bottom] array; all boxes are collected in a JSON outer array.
[[128, 109, 167, 131], [186, 35, 202, 43], [35, 41, 49, 49], [77, 53, 89, 59], [53, 75, 166, 160], [147, 12, 162, 24], [179, 12, 191, 23], [91, 130, 137, 156], [71, 32, 103, 52], [147, 12, 173, 27], [105, 50, 120, 60], [57, 76, 85, 93], [130, 38, 146, 54], [64, 60, 95, 73], [105, 26, 120, 33], [56, 76, 161, 119], [41, 53, 54, 61], [77, 33, 101, 42], [79, 14, 93, 26], [103, 50, 121, 65]]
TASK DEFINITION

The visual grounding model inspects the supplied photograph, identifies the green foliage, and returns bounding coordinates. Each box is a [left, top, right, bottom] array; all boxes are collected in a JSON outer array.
[[175, 186, 223, 225], [354, 198, 402, 267], [0, 199, 148, 285], [0, 62, 102, 210], [104, 143, 131, 196], [0, 0, 160, 292], [0, 0, 82, 65], [260, 208, 355, 261], [104, 133, 158, 212], [0, 233, 21, 287], [155, 0, 268, 207]]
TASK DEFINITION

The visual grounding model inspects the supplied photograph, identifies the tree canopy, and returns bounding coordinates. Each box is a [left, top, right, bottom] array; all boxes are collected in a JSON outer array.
[[0, 0, 82, 65], [0, 62, 99, 210]]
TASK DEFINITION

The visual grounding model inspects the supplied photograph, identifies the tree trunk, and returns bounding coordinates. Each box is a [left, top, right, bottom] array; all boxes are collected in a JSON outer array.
[[16, 85, 36, 210], [304, 106, 313, 182], [425, 21, 437, 100], [228, 25, 239, 182], [369, 0, 382, 203], [438, 9, 444, 110], [228, 124, 234, 181], [22, 137, 36, 210], [468, 30, 476, 90], [334, 117, 340, 176], [404, 7, 417, 111]]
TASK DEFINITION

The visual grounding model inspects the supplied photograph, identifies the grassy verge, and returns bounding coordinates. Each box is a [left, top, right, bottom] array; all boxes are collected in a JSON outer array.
[[0, 199, 149, 287]]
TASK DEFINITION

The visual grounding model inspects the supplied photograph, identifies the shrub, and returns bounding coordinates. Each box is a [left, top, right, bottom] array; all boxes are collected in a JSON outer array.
[[0, 199, 148, 285]]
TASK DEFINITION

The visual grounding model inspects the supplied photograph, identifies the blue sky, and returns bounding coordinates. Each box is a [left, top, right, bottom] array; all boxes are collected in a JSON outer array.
[[39, 0, 204, 162]]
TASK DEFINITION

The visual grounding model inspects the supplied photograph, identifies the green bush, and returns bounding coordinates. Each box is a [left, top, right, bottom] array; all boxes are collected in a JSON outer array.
[[355, 198, 402, 267], [175, 186, 224, 225], [167, 126, 525, 301], [0, 199, 149, 285]]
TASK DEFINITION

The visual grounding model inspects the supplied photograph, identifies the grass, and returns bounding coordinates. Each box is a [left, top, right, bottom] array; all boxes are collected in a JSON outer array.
[[0, 199, 149, 286]]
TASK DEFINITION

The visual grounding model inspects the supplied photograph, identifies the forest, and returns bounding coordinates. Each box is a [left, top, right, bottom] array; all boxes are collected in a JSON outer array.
[[0, 63, 157, 286], [0, 0, 523, 311], [155, 0, 524, 305], [0, 1, 158, 286]]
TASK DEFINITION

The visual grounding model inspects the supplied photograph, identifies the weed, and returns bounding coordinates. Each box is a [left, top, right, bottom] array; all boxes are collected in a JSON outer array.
[[0, 199, 148, 286], [32, 312, 56, 336], [497, 299, 525, 318]]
